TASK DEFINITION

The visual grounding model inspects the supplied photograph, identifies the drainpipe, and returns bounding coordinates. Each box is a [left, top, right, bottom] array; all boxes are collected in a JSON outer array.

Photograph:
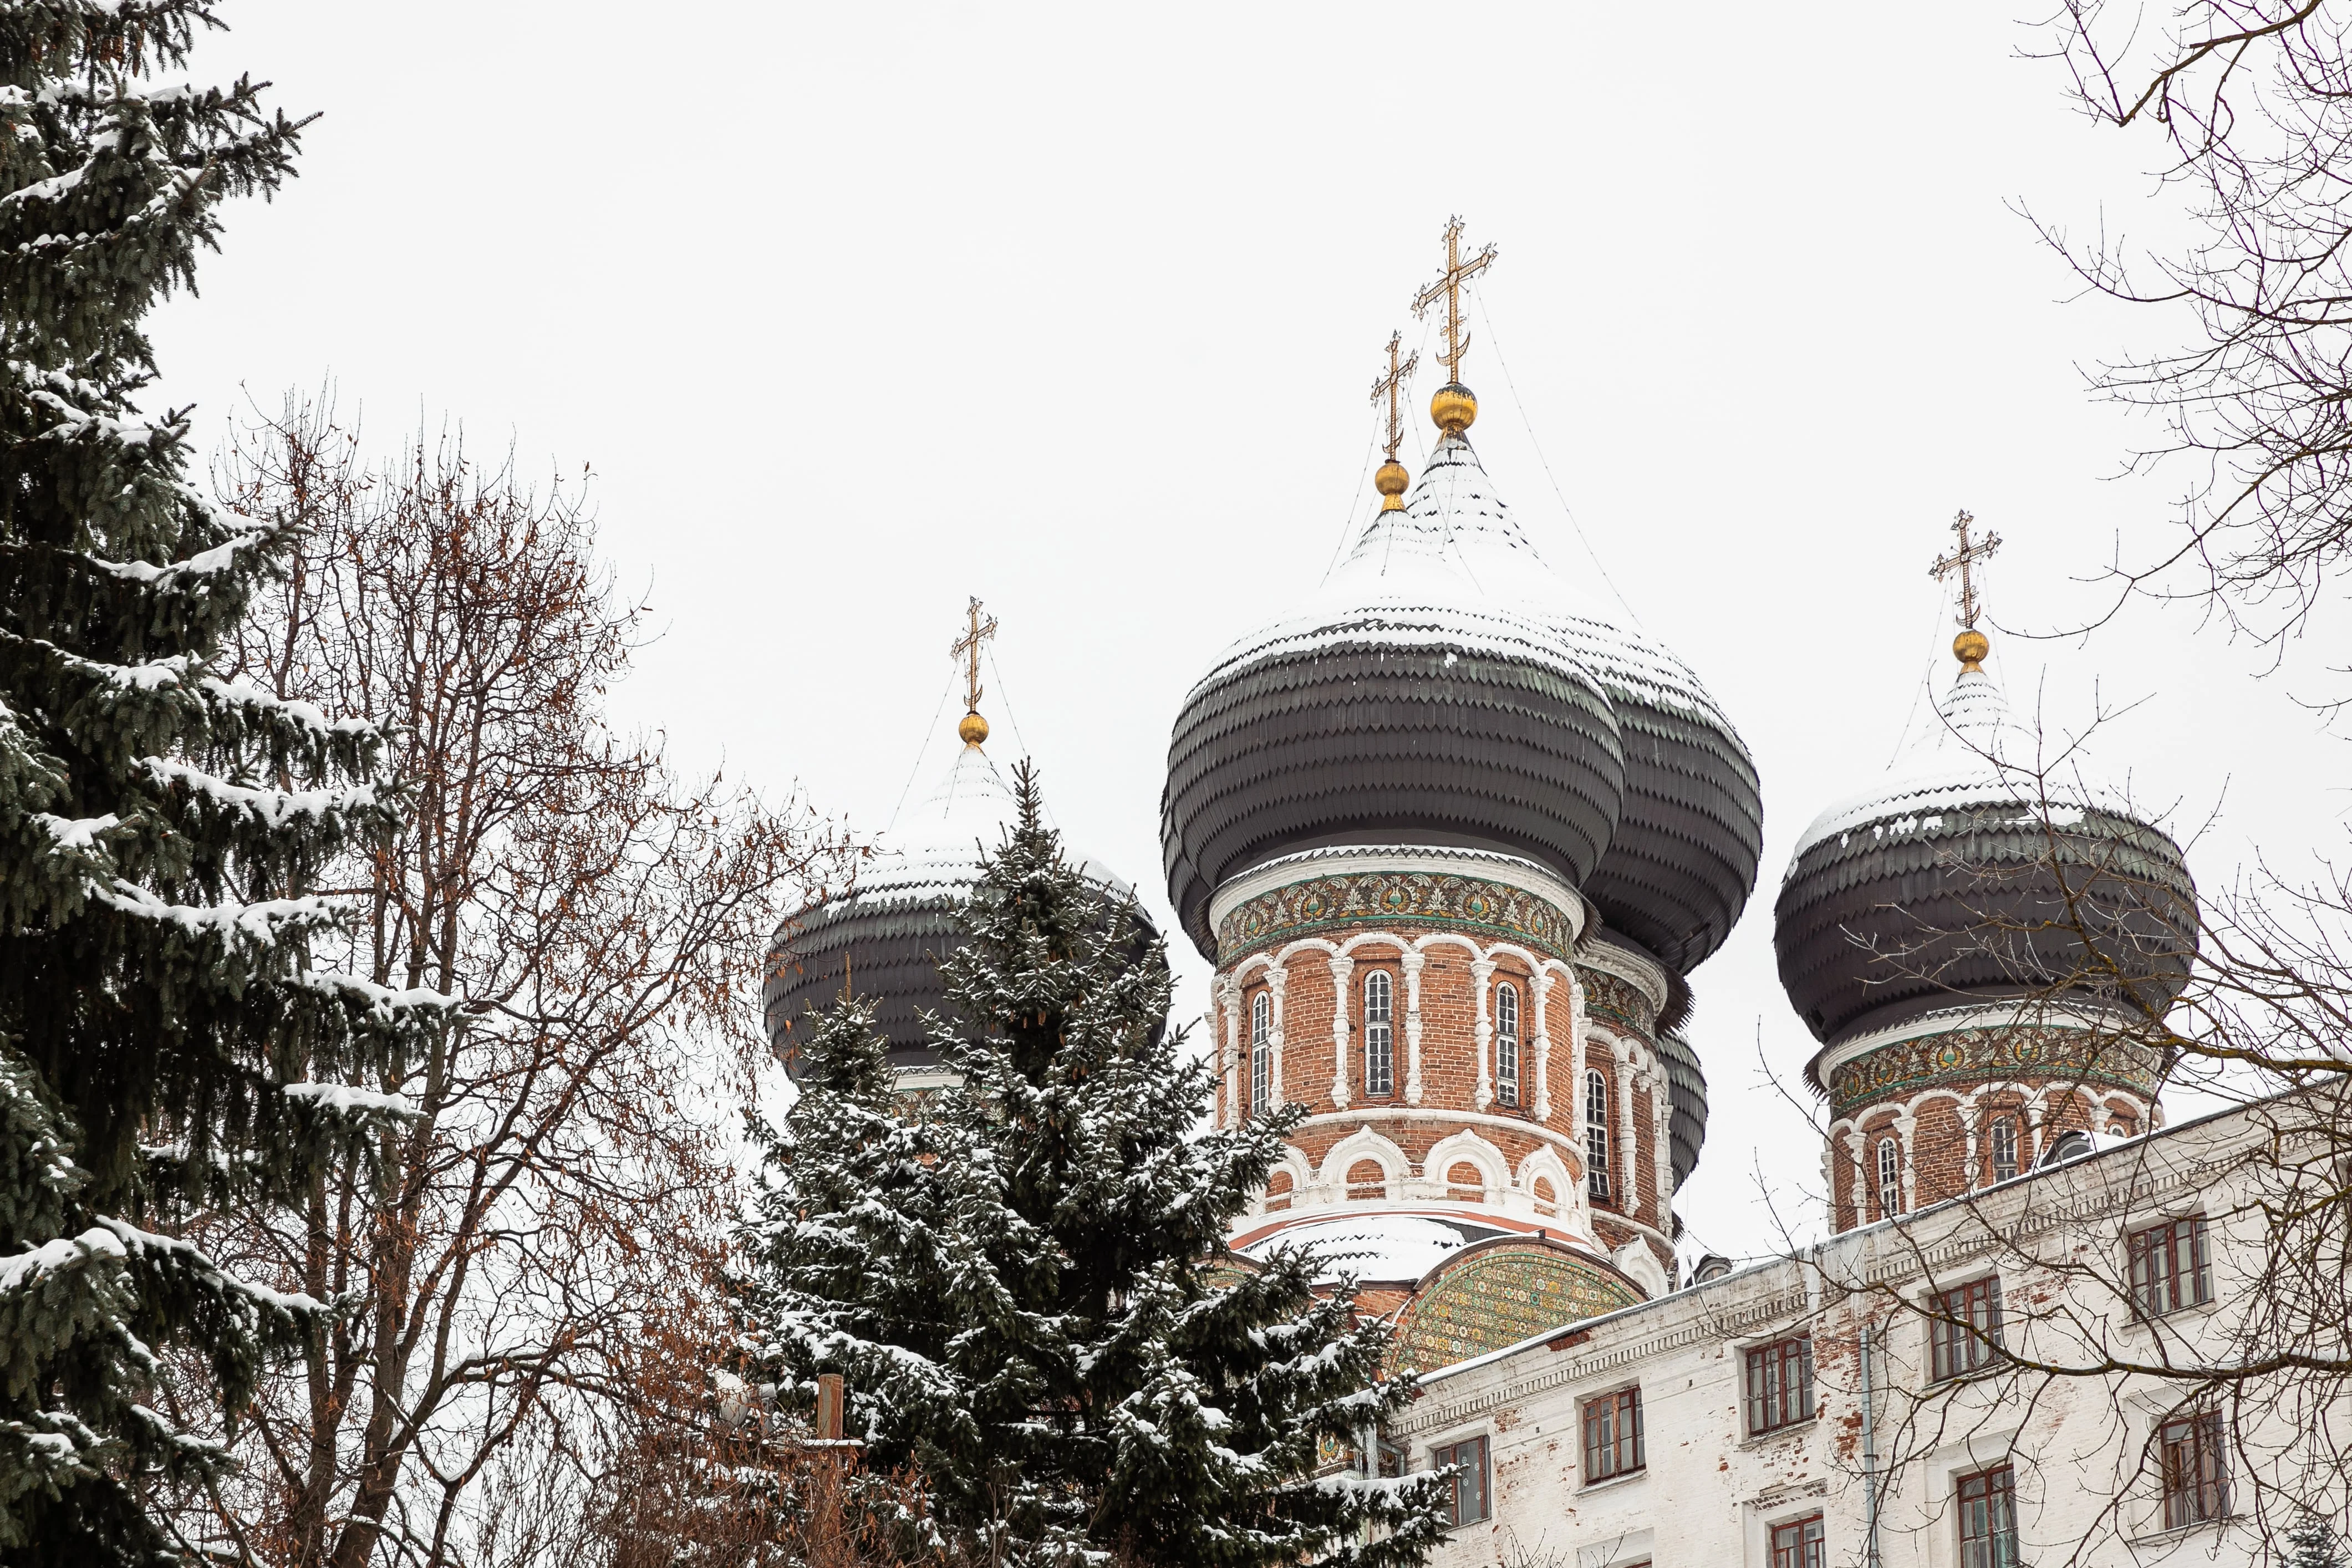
[[1860, 1322, 1881, 1568]]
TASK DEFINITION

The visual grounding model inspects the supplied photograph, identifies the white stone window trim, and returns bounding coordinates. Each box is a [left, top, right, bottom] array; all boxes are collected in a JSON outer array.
[[1326, 953, 1354, 1109], [1494, 976, 1522, 1109], [1875, 1134, 1903, 1221], [1223, 931, 1577, 1126], [1426, 1128, 1510, 1205], [1576, 1467, 1650, 1498], [1212, 976, 1239, 1130], [1315, 1124, 1410, 1205], [1362, 965, 1397, 1099], [1584, 1066, 1613, 1204], [1422, 1424, 1497, 1530], [1248, 989, 1272, 1116], [2122, 1398, 2239, 1543]]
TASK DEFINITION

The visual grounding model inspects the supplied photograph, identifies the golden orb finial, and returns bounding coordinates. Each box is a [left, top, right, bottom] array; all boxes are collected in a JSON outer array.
[[1374, 459, 1411, 511], [958, 710, 990, 747], [1953, 629, 1989, 671], [1430, 381, 1478, 436]]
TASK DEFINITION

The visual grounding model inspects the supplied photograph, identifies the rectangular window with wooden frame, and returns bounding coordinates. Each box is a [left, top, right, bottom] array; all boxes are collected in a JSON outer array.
[[1745, 1335, 1814, 1435], [1956, 1465, 2019, 1568], [2160, 1411, 2229, 1529], [1770, 1513, 1825, 1568], [1430, 1435, 1489, 1526], [2129, 1215, 2212, 1319], [1581, 1387, 1644, 1482], [1930, 1276, 2003, 1383]]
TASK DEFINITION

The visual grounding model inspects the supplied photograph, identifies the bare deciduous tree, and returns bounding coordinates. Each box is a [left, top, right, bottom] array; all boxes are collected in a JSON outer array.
[[1771, 714, 2352, 1562], [180, 393, 854, 1567], [2029, 2, 2352, 661]]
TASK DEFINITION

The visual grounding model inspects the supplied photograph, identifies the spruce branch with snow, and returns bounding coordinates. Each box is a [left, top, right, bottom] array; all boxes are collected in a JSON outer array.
[[0, 6, 445, 1561], [746, 763, 1450, 1568]]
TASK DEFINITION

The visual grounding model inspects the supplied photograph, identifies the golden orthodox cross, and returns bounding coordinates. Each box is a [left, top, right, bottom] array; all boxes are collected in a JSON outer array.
[[1370, 330, 1421, 462], [950, 595, 997, 715], [1930, 510, 2002, 629], [1412, 216, 1497, 383]]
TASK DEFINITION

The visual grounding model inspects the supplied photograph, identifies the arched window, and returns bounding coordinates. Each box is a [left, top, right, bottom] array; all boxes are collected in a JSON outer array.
[[1585, 1068, 1612, 1203], [1363, 970, 1394, 1097], [1989, 1116, 2019, 1183], [1249, 991, 1270, 1113], [1494, 981, 1521, 1108], [1876, 1137, 1902, 1220]]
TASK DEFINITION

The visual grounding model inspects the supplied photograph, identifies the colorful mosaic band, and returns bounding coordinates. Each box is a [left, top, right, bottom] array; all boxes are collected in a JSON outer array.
[[1386, 1242, 1642, 1377], [1216, 868, 1576, 964], [1827, 1024, 2162, 1119], [1575, 968, 1656, 1038]]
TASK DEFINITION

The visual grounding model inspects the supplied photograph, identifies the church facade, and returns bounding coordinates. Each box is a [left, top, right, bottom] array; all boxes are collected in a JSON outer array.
[[767, 221, 2308, 1565]]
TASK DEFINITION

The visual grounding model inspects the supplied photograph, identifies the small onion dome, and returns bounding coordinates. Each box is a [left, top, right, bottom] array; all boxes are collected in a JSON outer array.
[[766, 744, 1146, 1075], [1774, 654, 2198, 1062], [1161, 432, 1760, 969], [1653, 1026, 1708, 1188], [1162, 433, 1625, 958]]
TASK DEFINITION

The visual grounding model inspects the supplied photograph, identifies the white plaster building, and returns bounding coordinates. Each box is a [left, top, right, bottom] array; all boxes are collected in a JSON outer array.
[[1391, 1099, 2315, 1568]]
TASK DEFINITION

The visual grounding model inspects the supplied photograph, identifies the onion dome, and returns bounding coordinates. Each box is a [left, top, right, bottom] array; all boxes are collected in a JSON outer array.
[[1162, 431, 1762, 969], [766, 732, 1145, 1075], [1653, 1026, 1708, 1188], [1774, 637, 2198, 1056], [1162, 433, 1625, 958]]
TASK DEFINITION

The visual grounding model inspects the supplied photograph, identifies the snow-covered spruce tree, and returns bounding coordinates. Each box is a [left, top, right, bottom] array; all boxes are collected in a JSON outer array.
[[0, 7, 440, 1561], [749, 763, 1450, 1568], [2289, 1511, 2350, 1568]]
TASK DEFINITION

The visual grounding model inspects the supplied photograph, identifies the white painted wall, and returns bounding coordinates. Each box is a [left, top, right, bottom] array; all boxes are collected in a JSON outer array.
[[1386, 1099, 2319, 1568]]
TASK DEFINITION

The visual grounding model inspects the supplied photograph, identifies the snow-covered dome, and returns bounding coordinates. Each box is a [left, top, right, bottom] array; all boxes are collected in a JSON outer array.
[[766, 739, 1145, 1074], [1161, 431, 1760, 970], [1774, 646, 2197, 1052]]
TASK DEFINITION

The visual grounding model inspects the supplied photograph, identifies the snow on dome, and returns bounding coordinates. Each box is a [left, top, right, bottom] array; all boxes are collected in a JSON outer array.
[[766, 741, 1143, 1072], [1164, 434, 1760, 974], [1791, 664, 2140, 860], [1775, 655, 2197, 1050], [1238, 1213, 1492, 1285]]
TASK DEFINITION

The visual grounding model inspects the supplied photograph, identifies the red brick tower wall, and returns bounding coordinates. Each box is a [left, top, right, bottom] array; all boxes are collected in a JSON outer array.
[[1819, 1018, 2162, 1233], [1209, 851, 1681, 1287]]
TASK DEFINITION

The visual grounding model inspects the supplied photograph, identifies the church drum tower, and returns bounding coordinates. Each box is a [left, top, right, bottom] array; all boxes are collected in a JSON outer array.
[[1162, 221, 1763, 1371]]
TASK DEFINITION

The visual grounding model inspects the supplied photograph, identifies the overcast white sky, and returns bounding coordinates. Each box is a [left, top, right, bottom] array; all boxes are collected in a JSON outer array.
[[151, 4, 2350, 1258]]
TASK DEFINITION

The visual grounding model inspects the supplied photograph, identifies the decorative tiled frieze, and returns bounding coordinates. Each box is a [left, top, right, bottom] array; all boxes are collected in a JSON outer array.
[[1385, 1243, 1643, 1378], [1575, 968, 1656, 1038], [1827, 1025, 2162, 1119], [1216, 868, 1575, 964]]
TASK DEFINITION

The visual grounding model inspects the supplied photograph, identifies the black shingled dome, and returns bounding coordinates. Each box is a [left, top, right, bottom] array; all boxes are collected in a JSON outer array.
[[1775, 670, 2197, 1052], [1571, 649, 1763, 974], [1163, 434, 1763, 969], [767, 745, 1154, 1077], [766, 897, 965, 1075], [1163, 627, 1625, 960]]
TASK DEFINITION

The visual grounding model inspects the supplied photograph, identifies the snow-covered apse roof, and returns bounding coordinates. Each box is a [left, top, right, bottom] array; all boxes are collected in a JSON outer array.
[[1238, 1213, 1491, 1286]]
